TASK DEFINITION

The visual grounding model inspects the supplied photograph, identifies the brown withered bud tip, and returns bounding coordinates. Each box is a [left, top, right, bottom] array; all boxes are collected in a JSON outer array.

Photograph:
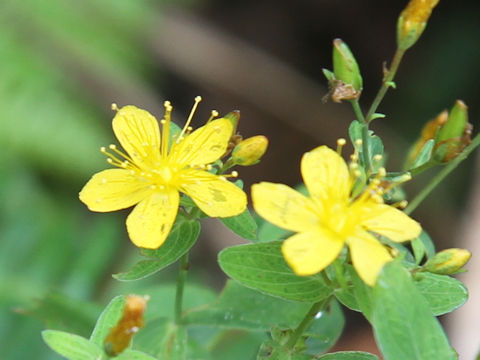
[[328, 80, 361, 103], [104, 295, 149, 357]]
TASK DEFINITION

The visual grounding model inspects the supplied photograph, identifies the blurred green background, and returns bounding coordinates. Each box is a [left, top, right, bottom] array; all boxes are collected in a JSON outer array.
[[1, 0, 479, 359]]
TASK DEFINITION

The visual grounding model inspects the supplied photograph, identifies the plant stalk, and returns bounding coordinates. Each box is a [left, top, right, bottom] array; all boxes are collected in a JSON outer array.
[[365, 48, 405, 124], [285, 296, 331, 349], [174, 251, 190, 324]]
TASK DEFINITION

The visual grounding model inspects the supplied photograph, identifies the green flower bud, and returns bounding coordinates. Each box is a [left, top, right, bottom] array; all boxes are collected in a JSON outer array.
[[231, 135, 268, 166], [332, 39, 363, 91], [424, 248, 471, 275], [434, 100, 472, 162], [397, 0, 440, 50]]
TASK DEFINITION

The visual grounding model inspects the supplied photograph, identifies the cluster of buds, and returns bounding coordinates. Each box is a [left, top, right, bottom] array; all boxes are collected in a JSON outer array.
[[407, 100, 472, 166], [323, 39, 363, 103]]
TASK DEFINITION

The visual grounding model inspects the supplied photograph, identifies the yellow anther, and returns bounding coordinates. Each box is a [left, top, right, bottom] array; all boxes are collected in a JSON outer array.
[[377, 167, 387, 177], [336, 138, 347, 154], [354, 170, 362, 178], [350, 154, 359, 162], [373, 154, 383, 162], [402, 173, 412, 182], [231, 171, 238, 177], [111, 103, 119, 111], [206, 164, 213, 171], [355, 139, 363, 146]]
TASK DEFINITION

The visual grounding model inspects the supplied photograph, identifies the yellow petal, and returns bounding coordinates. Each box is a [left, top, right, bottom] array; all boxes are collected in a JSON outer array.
[[251, 182, 319, 232], [181, 169, 246, 217], [170, 118, 232, 166], [301, 146, 350, 202], [126, 189, 179, 249], [347, 231, 392, 286], [282, 229, 345, 276], [79, 169, 151, 212], [112, 105, 161, 167], [359, 203, 422, 242]]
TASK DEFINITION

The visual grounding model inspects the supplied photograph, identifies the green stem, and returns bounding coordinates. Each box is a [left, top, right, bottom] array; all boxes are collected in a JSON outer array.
[[361, 122, 372, 173], [285, 296, 331, 349], [350, 99, 366, 124], [365, 48, 405, 124], [405, 134, 480, 215], [174, 252, 190, 324]]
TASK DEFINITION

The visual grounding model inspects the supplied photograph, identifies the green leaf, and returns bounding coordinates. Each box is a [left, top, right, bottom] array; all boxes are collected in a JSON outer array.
[[334, 287, 360, 312], [370, 113, 386, 120], [411, 237, 426, 265], [410, 139, 434, 169], [218, 241, 332, 302], [257, 219, 292, 243], [116, 349, 158, 360], [220, 208, 257, 240], [348, 266, 374, 322], [113, 220, 200, 281], [318, 351, 379, 360], [90, 295, 125, 347], [322, 68, 335, 82], [348, 120, 384, 170], [414, 272, 468, 316], [372, 262, 457, 360], [418, 230, 436, 259], [210, 330, 267, 360], [42, 330, 103, 360], [185, 280, 344, 352]]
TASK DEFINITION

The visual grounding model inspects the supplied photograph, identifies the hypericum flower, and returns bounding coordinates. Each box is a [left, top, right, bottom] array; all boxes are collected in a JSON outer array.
[[80, 97, 247, 249], [252, 145, 422, 285]]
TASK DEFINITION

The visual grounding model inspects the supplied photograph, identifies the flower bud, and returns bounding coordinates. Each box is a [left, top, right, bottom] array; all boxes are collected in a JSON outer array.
[[104, 295, 149, 356], [424, 248, 471, 275], [434, 100, 472, 162], [332, 39, 363, 91], [406, 110, 447, 167], [232, 135, 268, 166], [397, 0, 440, 50]]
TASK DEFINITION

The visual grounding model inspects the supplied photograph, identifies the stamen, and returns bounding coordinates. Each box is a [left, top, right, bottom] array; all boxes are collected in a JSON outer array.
[[355, 139, 363, 146], [161, 101, 173, 158], [111, 103, 119, 111], [373, 154, 383, 162], [207, 110, 219, 123], [336, 138, 346, 154], [108, 144, 135, 164], [177, 96, 202, 143], [206, 164, 213, 171]]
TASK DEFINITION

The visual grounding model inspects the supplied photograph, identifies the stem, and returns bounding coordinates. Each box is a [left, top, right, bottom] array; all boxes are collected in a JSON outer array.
[[285, 296, 331, 349], [365, 48, 405, 124], [174, 252, 190, 324], [405, 134, 480, 215], [350, 99, 366, 124], [361, 122, 372, 173]]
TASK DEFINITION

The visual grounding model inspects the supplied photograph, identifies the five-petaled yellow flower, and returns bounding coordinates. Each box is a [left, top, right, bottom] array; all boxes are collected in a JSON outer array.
[[252, 145, 421, 285], [80, 98, 247, 249]]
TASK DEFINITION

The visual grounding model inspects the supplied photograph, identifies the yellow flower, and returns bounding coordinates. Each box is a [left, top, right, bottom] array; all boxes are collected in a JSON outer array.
[[79, 97, 247, 249], [252, 146, 421, 285]]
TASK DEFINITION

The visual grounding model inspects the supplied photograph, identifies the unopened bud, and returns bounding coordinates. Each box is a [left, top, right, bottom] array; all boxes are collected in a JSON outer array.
[[104, 295, 149, 356], [434, 100, 472, 162], [332, 39, 363, 91], [232, 135, 268, 166], [424, 248, 471, 275], [397, 0, 440, 50], [406, 110, 448, 167]]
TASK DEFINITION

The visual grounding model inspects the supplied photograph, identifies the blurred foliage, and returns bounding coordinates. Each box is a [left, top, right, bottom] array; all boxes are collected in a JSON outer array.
[[0, 0, 163, 358]]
